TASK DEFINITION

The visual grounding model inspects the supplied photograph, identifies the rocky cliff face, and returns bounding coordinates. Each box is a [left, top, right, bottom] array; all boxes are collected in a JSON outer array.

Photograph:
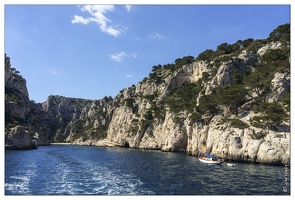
[[102, 41, 290, 165], [5, 24, 290, 165], [5, 54, 49, 149], [5, 126, 37, 150]]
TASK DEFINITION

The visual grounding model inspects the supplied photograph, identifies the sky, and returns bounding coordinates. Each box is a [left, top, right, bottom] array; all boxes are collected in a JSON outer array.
[[3, 2, 291, 103]]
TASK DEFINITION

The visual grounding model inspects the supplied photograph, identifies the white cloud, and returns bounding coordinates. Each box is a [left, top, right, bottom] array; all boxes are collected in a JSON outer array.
[[104, 26, 121, 37], [110, 52, 127, 62], [110, 52, 137, 62], [71, 15, 90, 24], [149, 33, 164, 40], [72, 5, 127, 37], [52, 71, 58, 74], [80, 5, 114, 14], [125, 5, 132, 12], [126, 74, 133, 78]]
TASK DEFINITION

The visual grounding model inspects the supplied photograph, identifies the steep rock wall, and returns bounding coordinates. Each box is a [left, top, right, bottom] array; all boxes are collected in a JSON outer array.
[[103, 42, 290, 165]]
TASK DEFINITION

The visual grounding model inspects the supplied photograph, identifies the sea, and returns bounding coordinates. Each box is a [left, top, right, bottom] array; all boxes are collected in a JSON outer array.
[[5, 144, 290, 195]]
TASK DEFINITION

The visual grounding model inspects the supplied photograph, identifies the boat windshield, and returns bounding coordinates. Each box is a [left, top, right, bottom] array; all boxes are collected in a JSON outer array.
[[206, 152, 217, 159]]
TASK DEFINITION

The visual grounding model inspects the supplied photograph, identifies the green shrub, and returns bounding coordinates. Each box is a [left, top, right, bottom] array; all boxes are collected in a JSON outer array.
[[5, 87, 22, 105], [250, 113, 286, 130], [281, 92, 290, 111], [227, 118, 249, 129], [128, 125, 139, 136], [196, 49, 214, 61], [90, 125, 107, 139], [165, 82, 202, 114], [131, 118, 139, 124], [268, 23, 290, 43], [189, 112, 202, 123], [143, 92, 159, 101], [249, 130, 268, 140], [124, 98, 135, 107], [140, 119, 154, 127], [173, 116, 182, 124]]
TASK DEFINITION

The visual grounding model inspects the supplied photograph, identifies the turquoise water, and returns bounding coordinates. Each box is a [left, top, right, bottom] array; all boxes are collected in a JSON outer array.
[[5, 145, 290, 195]]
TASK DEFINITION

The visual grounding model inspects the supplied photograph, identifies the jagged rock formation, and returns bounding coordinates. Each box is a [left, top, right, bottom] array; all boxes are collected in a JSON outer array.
[[5, 54, 48, 149], [5, 24, 290, 165]]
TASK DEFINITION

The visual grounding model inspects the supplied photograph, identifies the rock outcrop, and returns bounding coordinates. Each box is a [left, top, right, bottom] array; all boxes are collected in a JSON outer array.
[[267, 72, 290, 102], [5, 126, 37, 150]]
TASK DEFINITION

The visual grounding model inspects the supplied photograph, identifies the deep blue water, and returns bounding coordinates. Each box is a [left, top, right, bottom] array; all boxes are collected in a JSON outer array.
[[5, 144, 290, 195]]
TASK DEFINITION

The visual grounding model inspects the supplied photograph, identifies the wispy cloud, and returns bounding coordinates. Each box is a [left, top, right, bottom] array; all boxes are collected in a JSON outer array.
[[126, 74, 133, 78], [110, 52, 137, 62], [125, 5, 133, 12], [110, 52, 127, 62], [52, 71, 58, 74], [132, 53, 137, 58], [149, 33, 164, 40], [71, 5, 127, 37], [72, 15, 90, 24]]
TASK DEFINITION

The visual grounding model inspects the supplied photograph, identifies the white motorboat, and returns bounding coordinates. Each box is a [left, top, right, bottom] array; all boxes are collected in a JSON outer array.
[[198, 152, 223, 164], [227, 163, 235, 167], [198, 157, 222, 164]]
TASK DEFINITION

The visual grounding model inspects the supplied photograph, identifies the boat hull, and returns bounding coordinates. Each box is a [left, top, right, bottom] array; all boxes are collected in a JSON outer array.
[[198, 157, 221, 164]]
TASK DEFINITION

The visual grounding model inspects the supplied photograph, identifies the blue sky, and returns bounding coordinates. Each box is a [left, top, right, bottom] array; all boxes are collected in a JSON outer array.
[[4, 3, 291, 103]]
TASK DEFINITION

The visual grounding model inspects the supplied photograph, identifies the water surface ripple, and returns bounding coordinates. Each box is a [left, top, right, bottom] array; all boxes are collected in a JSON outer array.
[[5, 145, 290, 195]]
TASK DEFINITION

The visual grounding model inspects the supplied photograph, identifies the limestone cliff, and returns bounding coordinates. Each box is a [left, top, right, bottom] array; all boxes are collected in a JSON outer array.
[[97, 24, 290, 165], [5, 54, 50, 149], [102, 40, 290, 165], [4, 24, 290, 165]]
